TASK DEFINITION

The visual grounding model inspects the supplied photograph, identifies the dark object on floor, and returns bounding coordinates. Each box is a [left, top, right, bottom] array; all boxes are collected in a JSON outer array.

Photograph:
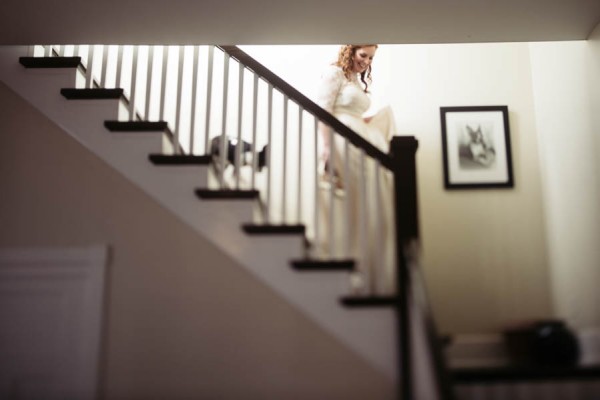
[[504, 319, 580, 367]]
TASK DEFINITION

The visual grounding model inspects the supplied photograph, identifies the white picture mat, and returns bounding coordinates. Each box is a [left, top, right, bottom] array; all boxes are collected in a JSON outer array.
[[445, 111, 509, 184]]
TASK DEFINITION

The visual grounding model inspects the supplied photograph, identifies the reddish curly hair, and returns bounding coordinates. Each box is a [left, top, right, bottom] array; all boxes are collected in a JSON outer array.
[[335, 44, 378, 92]]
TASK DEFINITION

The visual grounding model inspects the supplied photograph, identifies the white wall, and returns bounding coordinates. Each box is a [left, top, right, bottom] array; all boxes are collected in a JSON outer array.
[[244, 43, 553, 333], [241, 45, 393, 111], [0, 82, 394, 399], [389, 43, 551, 334], [589, 24, 600, 203], [528, 27, 600, 329]]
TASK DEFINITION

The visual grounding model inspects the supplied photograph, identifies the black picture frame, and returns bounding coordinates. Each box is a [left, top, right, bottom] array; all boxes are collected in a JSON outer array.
[[440, 106, 514, 189]]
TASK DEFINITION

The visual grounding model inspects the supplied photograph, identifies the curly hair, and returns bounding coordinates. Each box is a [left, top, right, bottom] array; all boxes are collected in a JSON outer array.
[[335, 44, 378, 92]]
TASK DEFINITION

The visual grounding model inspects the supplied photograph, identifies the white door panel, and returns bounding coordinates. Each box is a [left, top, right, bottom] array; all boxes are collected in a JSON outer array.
[[0, 246, 107, 400]]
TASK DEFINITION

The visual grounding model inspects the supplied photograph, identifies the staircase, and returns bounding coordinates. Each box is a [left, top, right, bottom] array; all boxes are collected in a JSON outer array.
[[0, 44, 452, 399]]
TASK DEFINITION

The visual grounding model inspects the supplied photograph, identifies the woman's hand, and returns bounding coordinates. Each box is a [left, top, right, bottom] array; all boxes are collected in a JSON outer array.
[[319, 142, 331, 164], [318, 122, 332, 163]]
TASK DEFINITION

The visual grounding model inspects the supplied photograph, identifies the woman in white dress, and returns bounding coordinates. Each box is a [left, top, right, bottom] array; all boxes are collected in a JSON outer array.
[[316, 45, 398, 294]]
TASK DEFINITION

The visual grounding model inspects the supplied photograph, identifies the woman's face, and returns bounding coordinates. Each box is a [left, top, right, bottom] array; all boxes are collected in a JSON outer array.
[[352, 46, 377, 74]]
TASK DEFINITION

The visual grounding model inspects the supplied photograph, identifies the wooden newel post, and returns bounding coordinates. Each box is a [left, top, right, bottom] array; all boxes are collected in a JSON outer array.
[[389, 135, 420, 400], [389, 136, 420, 241]]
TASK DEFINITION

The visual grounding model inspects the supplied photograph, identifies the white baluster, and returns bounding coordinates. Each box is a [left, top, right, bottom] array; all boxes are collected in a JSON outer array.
[[328, 129, 335, 258], [115, 46, 124, 89], [159, 46, 169, 122], [359, 149, 368, 292], [343, 138, 350, 258], [251, 74, 258, 190], [85, 45, 94, 88], [100, 45, 108, 88], [204, 45, 214, 154], [145, 46, 154, 120], [282, 97, 288, 223], [235, 61, 244, 189], [297, 106, 303, 224], [189, 46, 199, 153], [219, 52, 230, 188], [373, 162, 382, 292], [265, 84, 273, 222], [129, 46, 138, 121], [174, 46, 185, 154]]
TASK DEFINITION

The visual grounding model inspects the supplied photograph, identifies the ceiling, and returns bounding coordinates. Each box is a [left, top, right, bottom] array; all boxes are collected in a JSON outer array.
[[1, 0, 599, 45]]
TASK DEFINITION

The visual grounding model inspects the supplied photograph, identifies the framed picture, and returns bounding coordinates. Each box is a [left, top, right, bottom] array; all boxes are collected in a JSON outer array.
[[440, 106, 514, 189]]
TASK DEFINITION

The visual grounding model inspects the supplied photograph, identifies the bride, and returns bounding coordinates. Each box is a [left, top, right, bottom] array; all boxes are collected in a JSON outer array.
[[315, 44, 398, 295]]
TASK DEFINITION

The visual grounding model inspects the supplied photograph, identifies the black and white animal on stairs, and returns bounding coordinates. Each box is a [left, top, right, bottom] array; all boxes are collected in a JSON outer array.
[[210, 136, 267, 170]]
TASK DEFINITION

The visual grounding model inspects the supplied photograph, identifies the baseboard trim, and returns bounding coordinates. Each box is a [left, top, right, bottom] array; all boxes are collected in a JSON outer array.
[[446, 328, 600, 368]]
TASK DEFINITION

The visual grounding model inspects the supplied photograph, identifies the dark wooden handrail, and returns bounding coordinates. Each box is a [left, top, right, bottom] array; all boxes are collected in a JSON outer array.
[[218, 45, 394, 171]]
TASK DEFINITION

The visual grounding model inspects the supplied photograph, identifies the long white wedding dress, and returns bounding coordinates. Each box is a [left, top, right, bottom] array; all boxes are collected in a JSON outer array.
[[316, 65, 398, 294]]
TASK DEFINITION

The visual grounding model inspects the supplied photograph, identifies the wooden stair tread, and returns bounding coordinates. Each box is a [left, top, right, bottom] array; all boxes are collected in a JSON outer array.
[[20, 56, 81, 68], [61, 88, 123, 99], [242, 224, 305, 235], [340, 295, 399, 307], [290, 259, 355, 271], [149, 154, 211, 165], [195, 189, 259, 200], [105, 121, 168, 131]]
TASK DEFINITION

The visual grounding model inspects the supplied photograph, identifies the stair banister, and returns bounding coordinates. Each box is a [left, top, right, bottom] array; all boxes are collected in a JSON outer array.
[[218, 45, 395, 171], [221, 44, 454, 399]]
